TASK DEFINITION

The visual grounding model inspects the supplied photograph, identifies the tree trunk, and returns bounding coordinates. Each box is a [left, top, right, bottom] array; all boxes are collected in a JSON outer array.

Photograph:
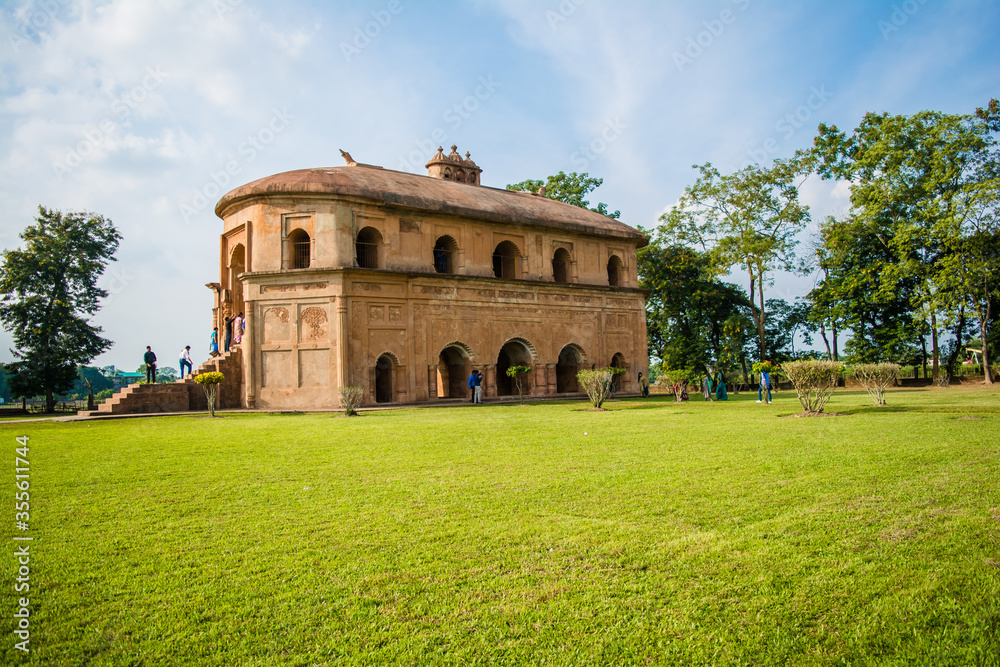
[[740, 354, 750, 388], [930, 311, 940, 380], [820, 322, 832, 360], [979, 318, 992, 385], [45, 388, 55, 413], [945, 305, 965, 379], [752, 271, 767, 360], [921, 332, 928, 378], [748, 272, 765, 359], [832, 325, 839, 361], [978, 290, 993, 385]]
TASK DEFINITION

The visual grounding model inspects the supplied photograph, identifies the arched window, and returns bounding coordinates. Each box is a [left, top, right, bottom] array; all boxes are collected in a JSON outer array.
[[552, 248, 571, 283], [607, 255, 623, 287], [288, 229, 310, 269], [433, 236, 458, 274], [229, 244, 246, 316], [492, 241, 520, 280], [356, 227, 381, 269]]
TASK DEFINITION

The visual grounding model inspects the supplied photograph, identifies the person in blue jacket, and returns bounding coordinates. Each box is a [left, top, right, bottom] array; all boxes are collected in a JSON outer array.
[[758, 370, 772, 404]]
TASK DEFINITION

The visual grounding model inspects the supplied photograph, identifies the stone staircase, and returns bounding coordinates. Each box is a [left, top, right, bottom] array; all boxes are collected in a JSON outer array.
[[79, 348, 243, 416]]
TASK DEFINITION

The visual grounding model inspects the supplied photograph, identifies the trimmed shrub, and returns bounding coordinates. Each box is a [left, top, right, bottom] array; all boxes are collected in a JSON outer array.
[[339, 386, 364, 416], [853, 363, 900, 406], [782, 360, 843, 414], [576, 367, 626, 409]]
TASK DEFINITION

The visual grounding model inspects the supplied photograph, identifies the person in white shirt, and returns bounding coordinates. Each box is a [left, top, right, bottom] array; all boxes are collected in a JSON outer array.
[[179, 345, 193, 378]]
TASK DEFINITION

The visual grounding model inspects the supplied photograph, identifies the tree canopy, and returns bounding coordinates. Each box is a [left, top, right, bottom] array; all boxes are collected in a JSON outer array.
[[655, 157, 812, 359], [813, 100, 1000, 381], [637, 240, 751, 374], [0, 207, 121, 410], [507, 171, 621, 219]]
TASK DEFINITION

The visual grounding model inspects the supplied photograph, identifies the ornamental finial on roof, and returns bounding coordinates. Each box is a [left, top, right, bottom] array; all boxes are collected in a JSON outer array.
[[425, 144, 483, 185]]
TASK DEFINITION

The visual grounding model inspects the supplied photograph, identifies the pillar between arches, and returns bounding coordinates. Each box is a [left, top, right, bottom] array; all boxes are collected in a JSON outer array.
[[485, 364, 496, 398]]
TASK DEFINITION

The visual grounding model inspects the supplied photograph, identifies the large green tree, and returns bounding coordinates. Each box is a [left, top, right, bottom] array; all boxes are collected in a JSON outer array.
[[806, 215, 919, 364], [638, 240, 751, 373], [507, 171, 621, 219], [656, 157, 812, 359], [0, 207, 121, 411], [814, 100, 1000, 382]]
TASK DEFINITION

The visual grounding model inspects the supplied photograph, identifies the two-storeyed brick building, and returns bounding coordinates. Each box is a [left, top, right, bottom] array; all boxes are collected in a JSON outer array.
[[209, 146, 648, 409]]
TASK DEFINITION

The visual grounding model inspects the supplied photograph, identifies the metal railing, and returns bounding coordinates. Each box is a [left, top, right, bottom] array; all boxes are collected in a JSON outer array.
[[292, 241, 310, 269], [356, 241, 378, 269]]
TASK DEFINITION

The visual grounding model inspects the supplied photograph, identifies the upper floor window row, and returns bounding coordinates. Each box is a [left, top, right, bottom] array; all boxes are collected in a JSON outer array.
[[285, 227, 625, 286]]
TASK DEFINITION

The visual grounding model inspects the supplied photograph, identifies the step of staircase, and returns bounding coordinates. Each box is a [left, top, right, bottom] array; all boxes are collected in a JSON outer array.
[[78, 348, 242, 417]]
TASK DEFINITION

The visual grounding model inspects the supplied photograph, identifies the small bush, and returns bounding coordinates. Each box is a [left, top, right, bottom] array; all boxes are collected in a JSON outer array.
[[782, 360, 843, 414], [853, 363, 900, 406], [339, 386, 364, 416], [658, 369, 692, 402], [576, 367, 626, 409], [505, 365, 532, 404], [194, 371, 225, 417], [95, 388, 115, 401]]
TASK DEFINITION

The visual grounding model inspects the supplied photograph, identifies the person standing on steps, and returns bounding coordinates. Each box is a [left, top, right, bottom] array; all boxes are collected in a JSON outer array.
[[179, 345, 193, 378], [144, 346, 157, 384], [210, 327, 219, 357], [233, 312, 244, 346], [224, 313, 236, 352]]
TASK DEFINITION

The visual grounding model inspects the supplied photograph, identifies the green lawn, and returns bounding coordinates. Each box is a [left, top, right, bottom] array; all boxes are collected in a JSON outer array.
[[2, 387, 999, 665]]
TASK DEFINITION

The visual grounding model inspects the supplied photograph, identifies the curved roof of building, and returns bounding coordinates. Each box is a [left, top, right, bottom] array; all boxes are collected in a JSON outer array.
[[215, 164, 647, 244]]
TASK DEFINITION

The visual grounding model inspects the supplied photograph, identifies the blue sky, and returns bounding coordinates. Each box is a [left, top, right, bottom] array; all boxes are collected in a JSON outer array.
[[0, 0, 997, 369]]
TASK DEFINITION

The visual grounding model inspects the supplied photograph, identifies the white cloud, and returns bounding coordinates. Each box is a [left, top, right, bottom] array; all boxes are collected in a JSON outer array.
[[0, 0, 996, 366]]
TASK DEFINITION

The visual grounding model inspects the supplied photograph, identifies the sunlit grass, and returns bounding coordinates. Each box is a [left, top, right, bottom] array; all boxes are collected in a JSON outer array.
[[2, 386, 998, 665]]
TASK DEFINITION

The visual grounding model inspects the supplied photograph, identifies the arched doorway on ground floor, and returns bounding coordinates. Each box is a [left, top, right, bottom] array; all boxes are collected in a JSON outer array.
[[610, 352, 627, 393], [437, 344, 472, 398], [496, 339, 534, 396], [375, 354, 395, 403], [556, 344, 585, 393]]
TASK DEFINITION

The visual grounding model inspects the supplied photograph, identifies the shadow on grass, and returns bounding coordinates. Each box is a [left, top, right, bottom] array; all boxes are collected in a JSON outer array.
[[839, 404, 1000, 416]]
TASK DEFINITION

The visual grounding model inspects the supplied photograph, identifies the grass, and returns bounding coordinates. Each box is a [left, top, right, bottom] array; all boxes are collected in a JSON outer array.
[[2, 386, 999, 665]]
